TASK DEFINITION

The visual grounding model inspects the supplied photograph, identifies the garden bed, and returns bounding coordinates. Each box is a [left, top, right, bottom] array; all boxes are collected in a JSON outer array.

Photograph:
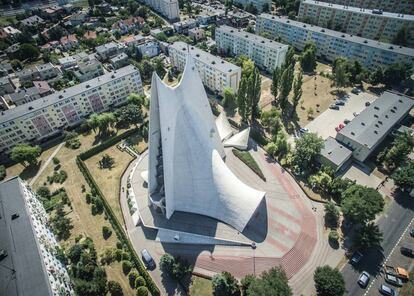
[[232, 149, 266, 181]]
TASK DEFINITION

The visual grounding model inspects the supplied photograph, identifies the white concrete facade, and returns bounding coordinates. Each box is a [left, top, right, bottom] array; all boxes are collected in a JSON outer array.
[[316, 0, 414, 14], [169, 41, 241, 94], [140, 0, 180, 21], [147, 55, 265, 232]]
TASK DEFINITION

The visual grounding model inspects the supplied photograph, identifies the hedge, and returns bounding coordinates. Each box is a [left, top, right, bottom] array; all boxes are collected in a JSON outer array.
[[75, 132, 160, 296], [232, 149, 266, 181]]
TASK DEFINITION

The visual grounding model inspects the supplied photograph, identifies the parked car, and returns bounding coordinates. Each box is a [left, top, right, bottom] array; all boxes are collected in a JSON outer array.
[[358, 271, 370, 287], [335, 100, 345, 106], [353, 112, 359, 117], [379, 284, 397, 296], [299, 128, 309, 134], [335, 127, 340, 132], [339, 123, 345, 129], [140, 249, 156, 269], [384, 265, 409, 280], [352, 87, 361, 94], [350, 251, 363, 265], [330, 104, 340, 110], [410, 228, 414, 237], [344, 119, 351, 124], [385, 273, 403, 287], [400, 246, 414, 257]]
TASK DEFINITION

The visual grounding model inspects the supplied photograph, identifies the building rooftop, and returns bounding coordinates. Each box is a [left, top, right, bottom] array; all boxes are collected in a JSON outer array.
[[96, 42, 118, 54], [20, 15, 45, 26], [320, 136, 352, 167], [170, 41, 240, 73], [337, 92, 414, 149], [4, 87, 40, 103], [0, 177, 52, 296], [217, 25, 289, 51], [301, 0, 414, 21], [258, 13, 414, 57], [110, 53, 128, 63], [0, 65, 139, 123]]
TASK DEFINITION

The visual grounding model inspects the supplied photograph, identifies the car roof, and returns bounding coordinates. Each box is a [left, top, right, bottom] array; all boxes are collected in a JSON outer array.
[[381, 284, 391, 292]]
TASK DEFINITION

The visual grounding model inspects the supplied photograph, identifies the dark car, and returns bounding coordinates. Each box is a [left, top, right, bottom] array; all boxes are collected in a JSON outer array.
[[329, 104, 340, 110], [379, 284, 397, 296], [385, 273, 403, 287], [141, 249, 156, 270], [352, 87, 361, 94], [350, 251, 363, 265], [365, 101, 371, 106], [400, 246, 414, 257], [410, 228, 414, 237], [358, 271, 370, 288], [335, 100, 345, 106]]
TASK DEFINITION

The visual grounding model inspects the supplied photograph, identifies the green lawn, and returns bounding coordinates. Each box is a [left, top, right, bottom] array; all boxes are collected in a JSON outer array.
[[232, 149, 266, 181], [0, 16, 17, 26], [189, 276, 212, 296]]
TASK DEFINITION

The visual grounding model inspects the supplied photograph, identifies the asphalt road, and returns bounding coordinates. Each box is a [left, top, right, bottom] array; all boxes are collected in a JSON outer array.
[[342, 192, 414, 296]]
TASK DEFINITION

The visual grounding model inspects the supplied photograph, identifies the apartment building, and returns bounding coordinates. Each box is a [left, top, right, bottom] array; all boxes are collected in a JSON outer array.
[[0, 177, 74, 296], [140, 0, 180, 21], [298, 0, 414, 47], [0, 65, 143, 153], [16, 63, 62, 82], [96, 42, 125, 61], [256, 14, 414, 70], [234, 0, 272, 12], [169, 41, 241, 95], [215, 25, 288, 72], [73, 58, 104, 82], [317, 0, 414, 15], [0, 77, 15, 95]]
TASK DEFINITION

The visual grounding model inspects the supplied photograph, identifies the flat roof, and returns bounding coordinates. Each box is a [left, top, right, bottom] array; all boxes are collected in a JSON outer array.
[[301, 0, 414, 21], [170, 41, 241, 73], [0, 177, 52, 296], [320, 136, 352, 167], [0, 65, 139, 123], [258, 13, 414, 57], [217, 25, 289, 51], [337, 92, 414, 149]]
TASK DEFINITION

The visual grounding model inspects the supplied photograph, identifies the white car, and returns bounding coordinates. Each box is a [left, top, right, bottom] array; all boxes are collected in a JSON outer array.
[[358, 271, 370, 288]]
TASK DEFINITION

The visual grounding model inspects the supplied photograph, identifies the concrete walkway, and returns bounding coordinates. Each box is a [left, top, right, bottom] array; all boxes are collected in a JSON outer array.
[[30, 142, 64, 186]]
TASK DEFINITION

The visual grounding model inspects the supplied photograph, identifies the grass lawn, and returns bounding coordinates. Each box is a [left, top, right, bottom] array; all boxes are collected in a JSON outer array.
[[84, 146, 134, 225], [232, 149, 266, 181], [29, 128, 136, 295], [189, 276, 212, 296], [0, 15, 17, 26]]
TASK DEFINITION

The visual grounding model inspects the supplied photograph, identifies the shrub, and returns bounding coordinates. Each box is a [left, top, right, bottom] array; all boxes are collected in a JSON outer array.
[[128, 271, 140, 288], [102, 226, 112, 240], [108, 281, 123, 296], [122, 260, 133, 275], [65, 137, 81, 149], [85, 193, 92, 204], [52, 157, 60, 165], [116, 241, 123, 249], [36, 186, 50, 200], [49, 170, 68, 184], [135, 276, 146, 288], [232, 149, 266, 181], [136, 286, 149, 296], [115, 249, 123, 262], [329, 230, 339, 242]]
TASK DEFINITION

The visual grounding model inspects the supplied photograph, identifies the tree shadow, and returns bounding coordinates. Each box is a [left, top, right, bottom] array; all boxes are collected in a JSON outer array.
[[20, 161, 42, 180], [92, 129, 117, 145]]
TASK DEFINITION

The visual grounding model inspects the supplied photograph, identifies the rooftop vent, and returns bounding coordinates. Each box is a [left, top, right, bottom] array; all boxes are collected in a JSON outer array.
[[321, 29, 325, 32], [221, 61, 224, 64], [287, 20, 290, 23], [196, 54, 200, 57], [361, 122, 365, 126], [230, 30, 234, 33], [351, 132, 355, 135], [389, 46, 394, 50], [261, 40, 265, 43], [391, 109, 396, 113], [11, 213, 19, 220], [86, 84, 90, 88], [59, 95, 63, 99], [245, 35, 248, 38], [374, 114, 378, 118], [399, 99, 403, 103], [212, 61, 216, 64], [374, 131, 378, 134], [378, 121, 383, 124], [303, 25, 306, 28], [374, 106, 379, 110]]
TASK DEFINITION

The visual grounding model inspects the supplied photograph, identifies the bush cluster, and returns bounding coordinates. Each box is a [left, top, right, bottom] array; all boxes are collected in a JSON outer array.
[[47, 170, 68, 184]]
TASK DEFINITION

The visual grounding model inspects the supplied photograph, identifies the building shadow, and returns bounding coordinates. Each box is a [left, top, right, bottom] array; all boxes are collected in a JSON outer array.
[[242, 198, 268, 243]]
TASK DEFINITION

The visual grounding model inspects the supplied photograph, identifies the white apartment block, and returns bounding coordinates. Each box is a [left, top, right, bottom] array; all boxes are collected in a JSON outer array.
[[256, 14, 414, 69], [0, 177, 74, 296], [298, 0, 414, 48], [234, 0, 272, 12], [0, 65, 143, 154], [169, 41, 241, 95], [317, 0, 414, 15], [140, 0, 180, 21], [215, 25, 288, 72]]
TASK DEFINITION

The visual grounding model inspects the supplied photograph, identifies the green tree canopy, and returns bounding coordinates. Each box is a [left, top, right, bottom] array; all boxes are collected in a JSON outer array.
[[115, 103, 143, 128], [212, 271, 240, 296], [292, 133, 324, 173], [314, 266, 345, 296], [341, 184, 384, 224], [222, 87, 236, 109], [332, 57, 349, 88], [11, 144, 41, 166], [17, 43, 40, 61], [260, 107, 282, 138], [392, 161, 414, 190], [237, 59, 261, 122], [300, 42, 317, 73], [381, 131, 414, 170], [107, 280, 123, 296], [247, 267, 292, 296], [355, 222, 383, 249]]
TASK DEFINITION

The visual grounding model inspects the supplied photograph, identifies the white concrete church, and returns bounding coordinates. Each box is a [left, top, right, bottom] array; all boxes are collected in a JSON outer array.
[[146, 54, 265, 232]]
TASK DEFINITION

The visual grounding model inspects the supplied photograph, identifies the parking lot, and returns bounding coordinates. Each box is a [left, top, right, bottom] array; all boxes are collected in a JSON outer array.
[[304, 91, 377, 140], [365, 219, 414, 296]]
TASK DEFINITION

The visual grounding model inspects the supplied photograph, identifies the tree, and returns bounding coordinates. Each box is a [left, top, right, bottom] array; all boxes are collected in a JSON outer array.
[[108, 281, 123, 296], [278, 64, 294, 110], [271, 67, 281, 101], [122, 260, 133, 275], [324, 201, 339, 228], [247, 267, 292, 296], [0, 165, 5, 181], [137, 6, 148, 18], [341, 184, 384, 224], [135, 276, 146, 287], [283, 46, 296, 71], [292, 133, 324, 174], [314, 266, 345, 296], [332, 58, 349, 88], [17, 43, 40, 61], [88, 112, 116, 135], [308, 171, 332, 192], [383, 62, 411, 86], [153, 57, 166, 78], [115, 103, 143, 128], [328, 177, 355, 200], [237, 59, 261, 122], [212, 271, 240, 296], [222, 87, 236, 109], [36, 186, 51, 200], [159, 253, 175, 275], [260, 108, 281, 138], [369, 66, 384, 85], [127, 93, 145, 107], [246, 24, 255, 33], [291, 70, 303, 115], [241, 274, 255, 296], [136, 286, 149, 296], [128, 271, 139, 288], [355, 222, 383, 249], [382, 132, 414, 170], [300, 42, 317, 73], [392, 161, 414, 190], [102, 226, 112, 239], [11, 144, 41, 166]]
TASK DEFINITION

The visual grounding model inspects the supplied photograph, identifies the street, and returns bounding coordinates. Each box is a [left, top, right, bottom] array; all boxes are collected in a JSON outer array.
[[341, 191, 414, 296]]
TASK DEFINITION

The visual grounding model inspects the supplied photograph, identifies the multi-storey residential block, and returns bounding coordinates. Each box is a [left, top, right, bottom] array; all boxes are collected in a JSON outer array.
[[317, 0, 414, 15], [96, 42, 125, 61], [234, 0, 272, 12], [215, 25, 288, 72], [16, 63, 62, 82], [173, 19, 198, 34], [140, 0, 179, 21], [169, 41, 241, 95], [298, 0, 414, 47], [137, 40, 160, 58], [110, 53, 129, 69], [73, 58, 104, 82], [0, 77, 15, 95], [256, 14, 414, 69], [0, 65, 143, 153], [0, 177, 74, 296]]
